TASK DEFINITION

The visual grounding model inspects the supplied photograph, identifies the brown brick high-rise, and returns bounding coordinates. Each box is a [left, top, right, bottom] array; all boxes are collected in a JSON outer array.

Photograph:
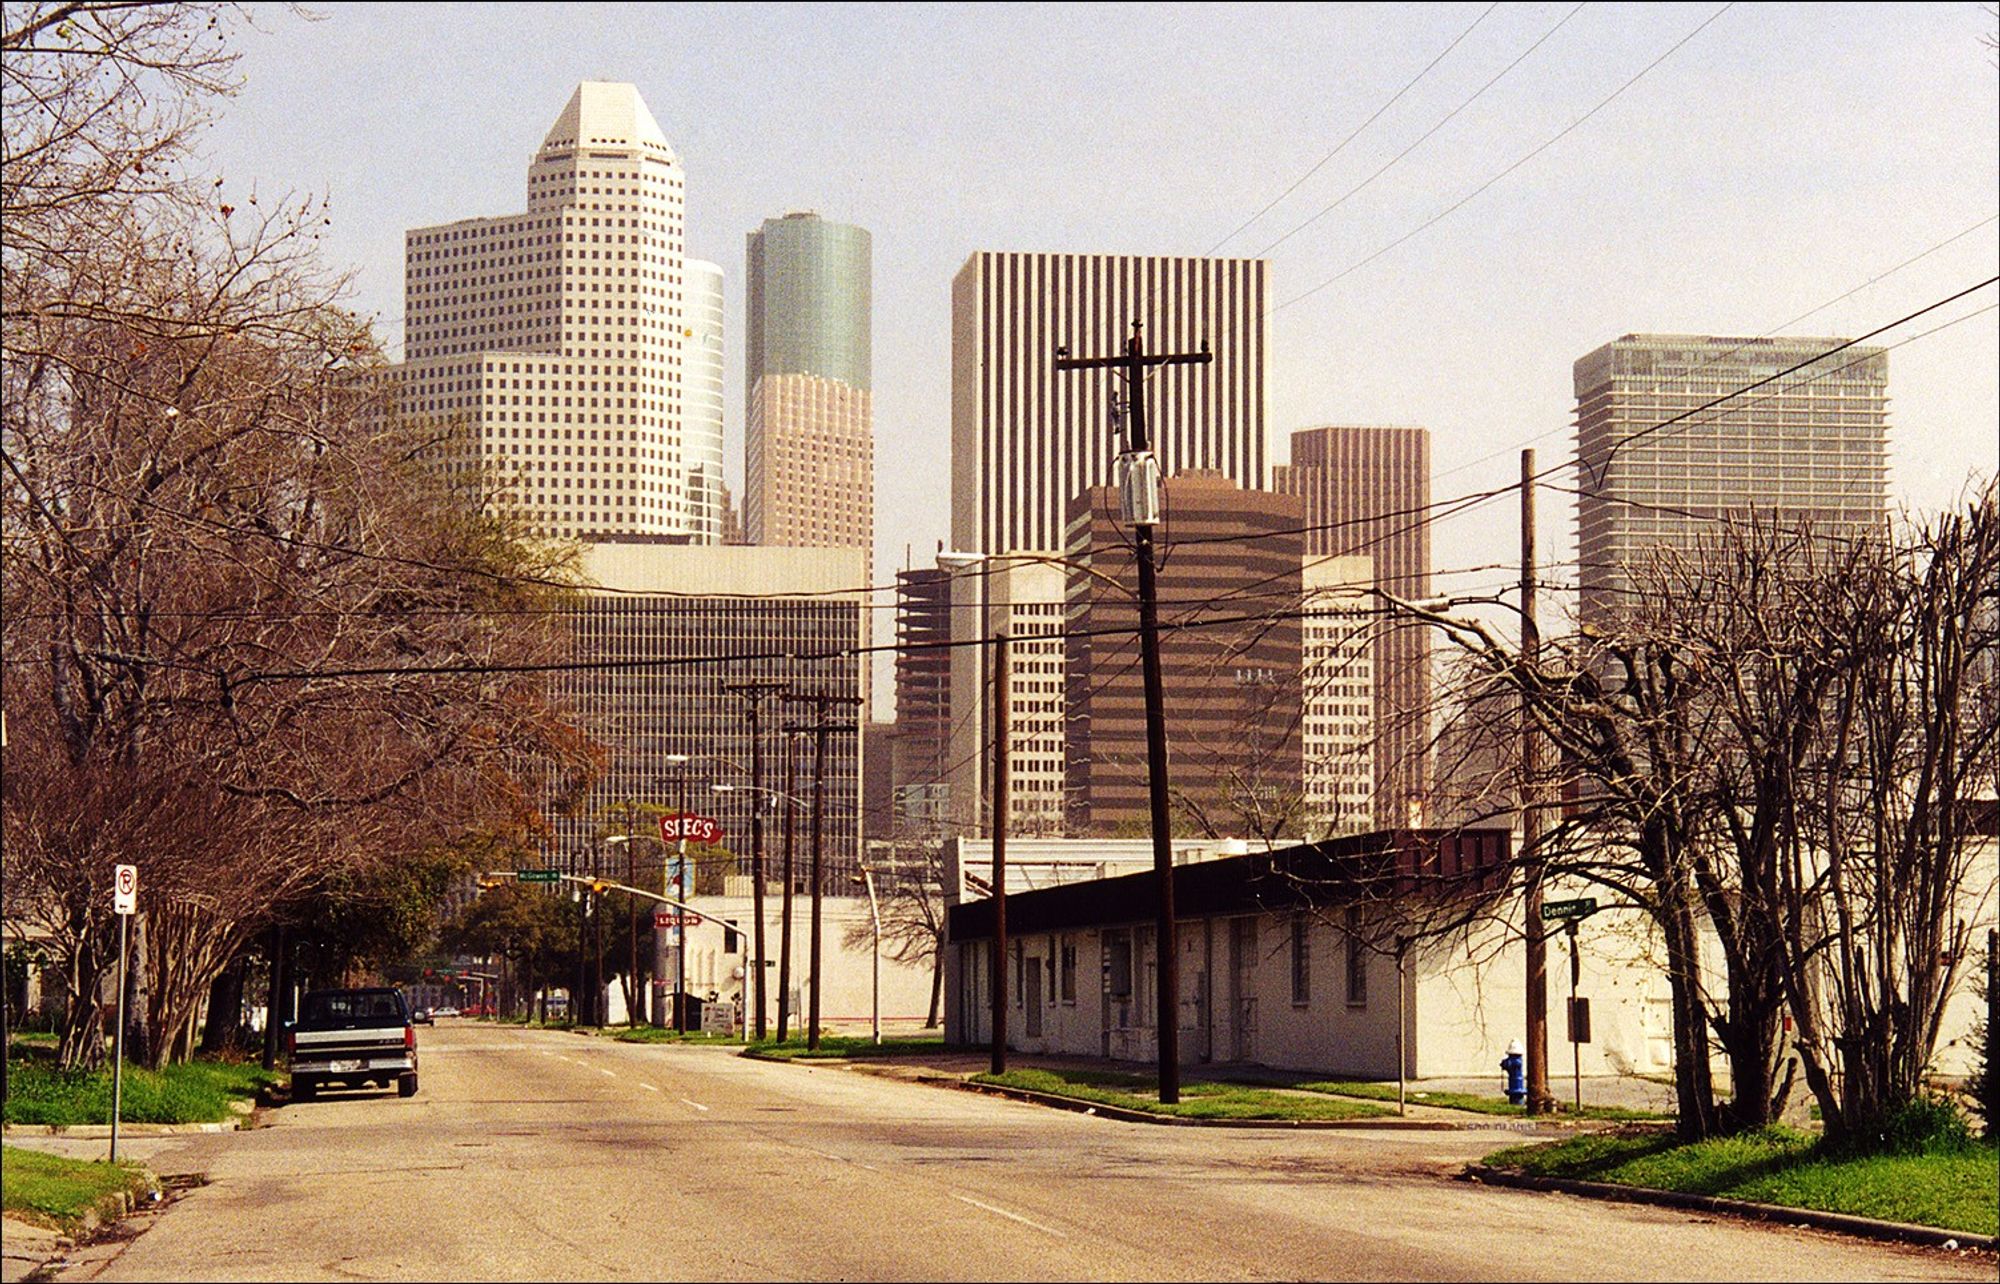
[[1063, 472, 1305, 837], [1272, 426, 1431, 829]]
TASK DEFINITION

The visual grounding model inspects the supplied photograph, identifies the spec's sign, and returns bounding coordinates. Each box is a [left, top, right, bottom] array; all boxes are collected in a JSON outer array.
[[659, 813, 724, 845], [1540, 897, 1599, 922], [112, 864, 139, 916]]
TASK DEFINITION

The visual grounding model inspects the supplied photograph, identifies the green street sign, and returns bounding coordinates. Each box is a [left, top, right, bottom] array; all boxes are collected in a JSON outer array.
[[1541, 897, 1599, 922], [517, 869, 561, 884]]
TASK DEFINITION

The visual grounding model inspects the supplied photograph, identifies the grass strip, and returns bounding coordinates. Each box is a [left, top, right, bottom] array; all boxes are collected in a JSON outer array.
[[747, 1035, 948, 1061], [1293, 1078, 1667, 1121], [1482, 1127, 1998, 1236], [0, 1145, 155, 1233], [972, 1068, 1393, 1121], [3, 1056, 278, 1127]]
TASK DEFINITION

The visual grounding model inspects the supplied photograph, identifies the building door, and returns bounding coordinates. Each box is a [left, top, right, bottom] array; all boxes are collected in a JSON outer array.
[[1024, 957, 1044, 1039], [1229, 917, 1258, 1062]]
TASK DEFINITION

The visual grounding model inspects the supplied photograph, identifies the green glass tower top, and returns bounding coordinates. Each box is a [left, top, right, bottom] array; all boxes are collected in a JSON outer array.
[[746, 211, 871, 392]]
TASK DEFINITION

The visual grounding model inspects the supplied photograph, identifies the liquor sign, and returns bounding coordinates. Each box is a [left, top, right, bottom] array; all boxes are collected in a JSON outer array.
[[113, 864, 139, 916], [654, 911, 703, 929], [659, 813, 724, 845]]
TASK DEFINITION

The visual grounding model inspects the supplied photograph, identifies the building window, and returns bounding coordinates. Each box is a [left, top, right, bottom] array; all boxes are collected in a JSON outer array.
[[1345, 906, 1367, 1008], [1291, 914, 1310, 1007]]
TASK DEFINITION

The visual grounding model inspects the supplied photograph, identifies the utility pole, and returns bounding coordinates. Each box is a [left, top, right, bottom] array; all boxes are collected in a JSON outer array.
[[625, 802, 639, 1028], [991, 630, 1010, 1076], [779, 730, 801, 1041], [1521, 448, 1556, 1115], [786, 690, 861, 1052], [1055, 321, 1210, 1104], [724, 679, 789, 1040], [675, 765, 690, 1033]]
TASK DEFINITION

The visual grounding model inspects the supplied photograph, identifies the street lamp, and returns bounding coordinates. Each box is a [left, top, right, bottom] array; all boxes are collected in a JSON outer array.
[[660, 754, 691, 1032], [853, 864, 882, 1045]]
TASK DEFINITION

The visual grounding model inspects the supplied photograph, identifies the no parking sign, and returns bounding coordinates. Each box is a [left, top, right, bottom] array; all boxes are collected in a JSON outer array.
[[112, 864, 138, 915]]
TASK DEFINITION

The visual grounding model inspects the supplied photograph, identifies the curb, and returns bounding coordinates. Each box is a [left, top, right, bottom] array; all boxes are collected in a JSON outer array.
[[1, 1119, 243, 1138], [1464, 1166, 1998, 1252], [949, 1077, 1479, 1129]]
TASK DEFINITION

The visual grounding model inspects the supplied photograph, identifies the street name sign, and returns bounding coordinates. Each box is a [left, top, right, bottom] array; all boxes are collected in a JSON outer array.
[[113, 864, 138, 915], [517, 869, 561, 883], [1541, 897, 1598, 921], [659, 813, 724, 845]]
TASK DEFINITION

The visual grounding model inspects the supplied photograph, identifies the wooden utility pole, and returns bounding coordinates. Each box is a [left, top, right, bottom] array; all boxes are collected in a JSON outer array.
[[991, 630, 1010, 1076], [1521, 449, 1556, 1115], [1055, 321, 1211, 1104], [723, 679, 789, 1040], [778, 730, 801, 1041], [785, 690, 861, 1052]]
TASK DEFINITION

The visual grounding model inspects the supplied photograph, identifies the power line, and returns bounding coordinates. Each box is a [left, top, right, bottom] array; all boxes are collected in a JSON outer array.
[[1249, 2, 1588, 261], [1273, 2, 1736, 314], [1204, 2, 1502, 258]]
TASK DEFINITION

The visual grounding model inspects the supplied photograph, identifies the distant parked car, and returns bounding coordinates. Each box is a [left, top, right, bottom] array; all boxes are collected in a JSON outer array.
[[412, 1007, 434, 1025], [433, 1005, 460, 1018]]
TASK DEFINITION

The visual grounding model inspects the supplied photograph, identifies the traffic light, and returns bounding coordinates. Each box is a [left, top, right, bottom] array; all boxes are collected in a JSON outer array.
[[590, 880, 608, 895]]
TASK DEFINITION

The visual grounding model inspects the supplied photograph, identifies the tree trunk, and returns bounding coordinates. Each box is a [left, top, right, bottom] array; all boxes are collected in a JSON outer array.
[[199, 956, 246, 1055], [926, 955, 942, 1029], [1660, 890, 1720, 1140]]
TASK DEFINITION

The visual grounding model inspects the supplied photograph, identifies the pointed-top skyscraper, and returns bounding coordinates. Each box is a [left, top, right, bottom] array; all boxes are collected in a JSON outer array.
[[396, 82, 715, 540]]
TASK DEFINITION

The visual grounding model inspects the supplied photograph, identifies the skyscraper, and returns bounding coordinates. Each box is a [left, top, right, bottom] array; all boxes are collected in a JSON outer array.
[[684, 259, 726, 543], [396, 82, 699, 541], [1272, 426, 1432, 830], [744, 212, 873, 550], [948, 252, 1268, 831], [1573, 334, 1888, 622], [1064, 471, 1304, 837], [950, 252, 1268, 558]]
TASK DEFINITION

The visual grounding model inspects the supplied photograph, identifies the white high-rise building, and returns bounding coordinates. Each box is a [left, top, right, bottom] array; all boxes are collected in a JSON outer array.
[[1300, 556, 1375, 837], [396, 82, 700, 541], [685, 259, 726, 543]]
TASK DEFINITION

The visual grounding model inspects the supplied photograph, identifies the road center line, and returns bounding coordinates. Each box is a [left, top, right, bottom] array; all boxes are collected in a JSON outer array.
[[680, 1097, 710, 1112], [598, 1068, 617, 1078], [953, 1194, 1067, 1239], [638, 1082, 660, 1093]]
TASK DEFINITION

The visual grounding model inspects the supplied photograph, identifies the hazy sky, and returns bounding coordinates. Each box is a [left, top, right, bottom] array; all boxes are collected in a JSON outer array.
[[204, 1, 1998, 669]]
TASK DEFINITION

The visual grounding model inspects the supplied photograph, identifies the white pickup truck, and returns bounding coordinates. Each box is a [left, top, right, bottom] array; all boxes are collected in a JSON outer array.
[[288, 987, 420, 1099]]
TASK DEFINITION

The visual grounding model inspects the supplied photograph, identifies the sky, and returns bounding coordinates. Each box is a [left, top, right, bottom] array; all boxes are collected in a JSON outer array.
[[201, 2, 2000, 712]]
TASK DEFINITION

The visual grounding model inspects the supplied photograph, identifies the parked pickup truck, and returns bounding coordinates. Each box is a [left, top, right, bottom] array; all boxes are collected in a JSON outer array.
[[288, 987, 419, 1099]]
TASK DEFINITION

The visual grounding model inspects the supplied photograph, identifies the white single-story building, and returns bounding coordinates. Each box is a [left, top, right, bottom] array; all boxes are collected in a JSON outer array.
[[942, 818, 1999, 1082]]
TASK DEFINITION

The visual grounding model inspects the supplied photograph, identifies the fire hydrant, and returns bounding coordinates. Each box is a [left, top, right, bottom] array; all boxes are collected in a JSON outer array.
[[1501, 1038, 1526, 1105]]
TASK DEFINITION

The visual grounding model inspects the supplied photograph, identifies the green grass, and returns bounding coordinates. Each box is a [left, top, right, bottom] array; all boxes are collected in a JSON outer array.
[[0, 1145, 155, 1233], [1482, 1127, 1999, 1236], [3, 1054, 278, 1127], [971, 1068, 1394, 1122], [746, 1035, 948, 1061], [1291, 1078, 1668, 1121]]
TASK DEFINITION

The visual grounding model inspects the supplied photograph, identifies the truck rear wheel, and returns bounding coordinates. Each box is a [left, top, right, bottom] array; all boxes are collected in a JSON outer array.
[[398, 1072, 418, 1098]]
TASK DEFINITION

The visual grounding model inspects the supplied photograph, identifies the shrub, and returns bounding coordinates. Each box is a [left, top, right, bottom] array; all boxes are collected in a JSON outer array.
[[1973, 934, 1997, 1138], [1826, 1092, 1977, 1158]]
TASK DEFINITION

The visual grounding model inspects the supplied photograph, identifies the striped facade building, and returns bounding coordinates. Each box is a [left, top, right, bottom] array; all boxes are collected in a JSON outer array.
[[1573, 334, 1889, 625], [394, 82, 716, 542], [947, 252, 1269, 833], [552, 542, 869, 885], [1272, 426, 1432, 830]]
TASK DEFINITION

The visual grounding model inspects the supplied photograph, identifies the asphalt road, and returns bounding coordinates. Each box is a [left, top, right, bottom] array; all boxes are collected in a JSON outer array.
[[51, 1022, 1989, 1282]]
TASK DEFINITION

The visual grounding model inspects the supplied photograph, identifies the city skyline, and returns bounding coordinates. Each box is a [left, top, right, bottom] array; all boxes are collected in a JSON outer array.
[[202, 5, 1997, 708]]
